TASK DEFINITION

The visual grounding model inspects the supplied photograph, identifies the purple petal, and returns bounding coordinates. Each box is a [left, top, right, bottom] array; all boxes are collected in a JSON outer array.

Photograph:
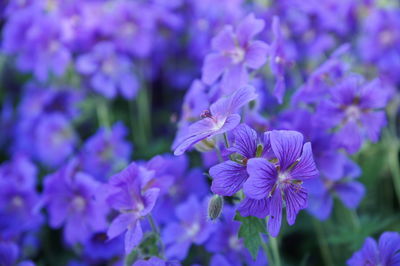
[[173, 118, 216, 156], [226, 85, 258, 114], [229, 124, 258, 158], [268, 189, 283, 237], [284, 184, 307, 225], [335, 181, 365, 209], [274, 76, 285, 104], [162, 223, 184, 245], [290, 142, 319, 180], [347, 237, 379, 266], [334, 121, 362, 154], [361, 111, 386, 143], [141, 188, 160, 216], [175, 196, 200, 223], [202, 53, 230, 85], [211, 26, 236, 51], [165, 240, 191, 260], [76, 54, 97, 74], [237, 197, 269, 218], [107, 213, 133, 240], [307, 191, 333, 221], [378, 232, 400, 266], [270, 130, 304, 171], [214, 114, 242, 136], [124, 221, 143, 254], [244, 158, 277, 200], [221, 63, 248, 92], [210, 161, 248, 196], [245, 40, 269, 69], [236, 13, 265, 46], [359, 78, 392, 109]]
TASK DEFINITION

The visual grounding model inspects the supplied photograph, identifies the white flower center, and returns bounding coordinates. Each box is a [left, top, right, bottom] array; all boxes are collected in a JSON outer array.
[[380, 29, 395, 46], [187, 222, 200, 237], [72, 196, 86, 212], [12, 196, 24, 207], [229, 235, 241, 250], [345, 105, 361, 122], [230, 47, 245, 64], [278, 172, 289, 182]]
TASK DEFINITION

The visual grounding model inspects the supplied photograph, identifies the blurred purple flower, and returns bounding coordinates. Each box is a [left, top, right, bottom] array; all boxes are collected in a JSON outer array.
[[317, 75, 391, 154], [105, 162, 160, 254], [243, 130, 318, 236], [0, 154, 37, 189], [35, 113, 77, 167], [42, 159, 108, 245], [83, 231, 123, 262], [162, 196, 215, 260], [174, 85, 257, 155], [2, 10, 71, 81], [81, 122, 132, 181], [206, 206, 267, 266], [76, 42, 138, 99], [305, 157, 365, 220], [202, 14, 268, 92], [347, 232, 400, 266]]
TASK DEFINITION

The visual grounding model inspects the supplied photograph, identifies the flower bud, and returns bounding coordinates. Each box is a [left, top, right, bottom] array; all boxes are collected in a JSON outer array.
[[208, 195, 224, 220]]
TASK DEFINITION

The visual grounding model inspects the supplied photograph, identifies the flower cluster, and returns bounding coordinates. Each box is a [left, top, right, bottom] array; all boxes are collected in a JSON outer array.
[[0, 0, 399, 265]]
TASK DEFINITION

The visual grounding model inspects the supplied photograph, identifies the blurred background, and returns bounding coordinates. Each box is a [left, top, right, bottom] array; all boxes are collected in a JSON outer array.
[[0, 0, 400, 265]]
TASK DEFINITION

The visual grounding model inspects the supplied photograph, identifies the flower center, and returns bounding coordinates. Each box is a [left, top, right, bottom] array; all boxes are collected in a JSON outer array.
[[102, 58, 116, 75], [278, 171, 289, 182], [379, 29, 395, 46], [11, 196, 24, 207], [121, 22, 137, 37], [229, 235, 241, 250], [72, 196, 86, 212], [345, 105, 361, 122], [187, 222, 200, 237], [230, 47, 245, 64]]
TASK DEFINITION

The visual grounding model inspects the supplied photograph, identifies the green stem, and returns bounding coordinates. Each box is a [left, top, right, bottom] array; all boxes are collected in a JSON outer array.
[[223, 133, 230, 148], [312, 219, 334, 266], [268, 234, 281, 266], [147, 214, 165, 258], [388, 140, 400, 207], [260, 235, 273, 264], [96, 99, 111, 129]]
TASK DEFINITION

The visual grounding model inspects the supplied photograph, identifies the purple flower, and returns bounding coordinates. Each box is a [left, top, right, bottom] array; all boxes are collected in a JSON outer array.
[[202, 14, 268, 92], [243, 130, 318, 236], [132, 256, 180, 266], [173, 85, 257, 156], [76, 42, 138, 99], [347, 232, 400, 266], [269, 16, 293, 104], [305, 156, 365, 220], [209, 124, 269, 218], [101, 1, 155, 57], [0, 183, 42, 239], [147, 155, 208, 224], [34, 113, 77, 167], [105, 162, 160, 254], [82, 231, 123, 262], [358, 8, 400, 83], [206, 206, 267, 266], [2, 10, 71, 81], [42, 159, 108, 245], [317, 75, 391, 154], [80, 122, 132, 181], [0, 154, 37, 189], [162, 196, 215, 260]]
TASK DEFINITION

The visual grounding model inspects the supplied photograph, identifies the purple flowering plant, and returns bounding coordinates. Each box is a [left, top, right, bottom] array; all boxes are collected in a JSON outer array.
[[1, 0, 400, 265]]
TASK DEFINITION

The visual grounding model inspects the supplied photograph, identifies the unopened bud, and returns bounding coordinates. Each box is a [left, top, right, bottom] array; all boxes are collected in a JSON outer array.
[[208, 195, 224, 220]]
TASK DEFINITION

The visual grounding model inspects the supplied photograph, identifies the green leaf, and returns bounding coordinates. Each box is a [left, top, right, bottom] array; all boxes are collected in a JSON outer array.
[[234, 212, 267, 260]]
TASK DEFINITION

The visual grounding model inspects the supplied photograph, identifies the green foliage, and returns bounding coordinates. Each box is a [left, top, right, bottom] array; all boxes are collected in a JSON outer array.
[[234, 212, 267, 260]]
